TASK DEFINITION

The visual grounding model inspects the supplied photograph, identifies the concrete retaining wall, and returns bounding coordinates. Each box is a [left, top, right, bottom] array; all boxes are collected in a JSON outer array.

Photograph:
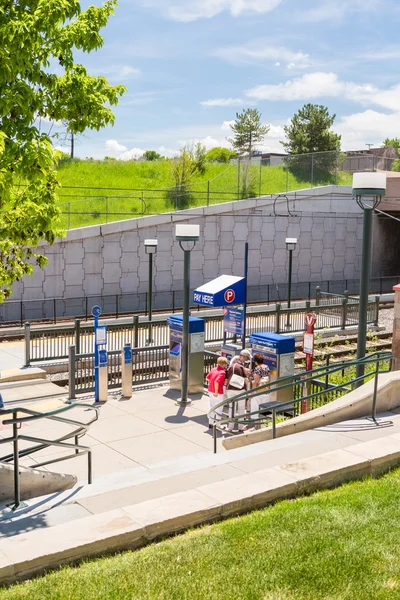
[[223, 371, 400, 450], [5, 186, 366, 321], [0, 463, 77, 503]]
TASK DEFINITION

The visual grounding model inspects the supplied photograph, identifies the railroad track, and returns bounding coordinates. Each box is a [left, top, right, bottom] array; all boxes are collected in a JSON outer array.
[[294, 331, 392, 365]]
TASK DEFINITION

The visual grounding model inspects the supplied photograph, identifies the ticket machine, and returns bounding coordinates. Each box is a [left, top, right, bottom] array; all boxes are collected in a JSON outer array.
[[167, 316, 205, 394], [249, 332, 295, 404]]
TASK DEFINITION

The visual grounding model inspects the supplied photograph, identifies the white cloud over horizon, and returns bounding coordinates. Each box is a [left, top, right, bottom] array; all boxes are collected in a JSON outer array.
[[141, 0, 283, 22], [105, 140, 145, 160], [246, 72, 400, 112], [214, 41, 310, 69], [201, 98, 246, 107]]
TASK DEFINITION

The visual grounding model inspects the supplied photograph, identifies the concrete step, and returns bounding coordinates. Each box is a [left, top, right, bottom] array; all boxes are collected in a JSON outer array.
[[3, 410, 400, 538]]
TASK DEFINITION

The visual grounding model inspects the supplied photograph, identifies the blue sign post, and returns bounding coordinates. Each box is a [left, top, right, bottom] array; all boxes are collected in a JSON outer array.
[[92, 305, 102, 403]]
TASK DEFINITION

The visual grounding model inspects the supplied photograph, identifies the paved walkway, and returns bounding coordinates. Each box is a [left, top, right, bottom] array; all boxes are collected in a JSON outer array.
[[0, 386, 221, 480]]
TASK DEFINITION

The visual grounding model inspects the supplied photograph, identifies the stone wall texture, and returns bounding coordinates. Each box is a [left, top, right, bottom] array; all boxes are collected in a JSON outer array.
[[4, 186, 371, 319]]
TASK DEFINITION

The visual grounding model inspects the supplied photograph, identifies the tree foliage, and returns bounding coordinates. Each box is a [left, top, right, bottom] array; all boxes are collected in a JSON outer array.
[[382, 138, 400, 149], [143, 150, 163, 161], [228, 109, 269, 156], [0, 0, 126, 300], [205, 147, 236, 163], [282, 104, 341, 155]]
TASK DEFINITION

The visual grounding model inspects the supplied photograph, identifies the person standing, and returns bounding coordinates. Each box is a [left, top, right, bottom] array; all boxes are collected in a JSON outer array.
[[226, 350, 251, 431], [206, 356, 228, 428]]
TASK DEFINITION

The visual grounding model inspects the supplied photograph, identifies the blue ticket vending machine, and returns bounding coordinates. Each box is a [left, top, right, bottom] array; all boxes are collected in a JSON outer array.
[[249, 332, 296, 404], [167, 316, 205, 394]]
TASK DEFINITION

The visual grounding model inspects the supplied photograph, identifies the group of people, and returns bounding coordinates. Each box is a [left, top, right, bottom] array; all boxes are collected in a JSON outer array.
[[206, 350, 269, 432]]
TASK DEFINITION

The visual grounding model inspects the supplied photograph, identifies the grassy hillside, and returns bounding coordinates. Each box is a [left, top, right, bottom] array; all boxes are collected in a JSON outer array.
[[55, 159, 352, 229]]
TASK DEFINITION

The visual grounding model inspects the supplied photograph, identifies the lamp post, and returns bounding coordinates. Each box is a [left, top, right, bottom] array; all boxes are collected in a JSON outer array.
[[144, 239, 158, 345], [285, 237, 297, 330], [175, 223, 200, 406], [353, 172, 386, 384]]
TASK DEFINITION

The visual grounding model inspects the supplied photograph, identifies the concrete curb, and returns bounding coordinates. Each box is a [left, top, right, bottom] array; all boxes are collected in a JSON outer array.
[[1, 435, 400, 586]]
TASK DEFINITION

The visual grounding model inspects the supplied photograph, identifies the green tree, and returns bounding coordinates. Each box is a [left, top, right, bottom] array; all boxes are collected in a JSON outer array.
[[382, 138, 400, 148], [282, 104, 341, 155], [228, 109, 270, 157], [193, 142, 207, 174], [143, 150, 162, 161], [0, 0, 126, 301], [205, 147, 236, 163]]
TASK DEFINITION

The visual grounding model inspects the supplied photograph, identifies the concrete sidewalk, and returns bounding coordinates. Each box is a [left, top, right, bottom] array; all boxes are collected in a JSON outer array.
[[2, 410, 400, 585]]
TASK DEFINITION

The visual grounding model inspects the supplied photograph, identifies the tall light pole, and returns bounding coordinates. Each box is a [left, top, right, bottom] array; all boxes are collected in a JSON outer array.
[[175, 223, 200, 406], [353, 172, 386, 384], [285, 237, 298, 330], [144, 239, 158, 345]]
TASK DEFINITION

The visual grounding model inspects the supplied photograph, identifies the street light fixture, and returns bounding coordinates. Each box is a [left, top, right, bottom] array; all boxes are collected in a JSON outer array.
[[285, 237, 298, 330], [353, 172, 386, 384], [144, 239, 158, 345], [175, 223, 200, 406]]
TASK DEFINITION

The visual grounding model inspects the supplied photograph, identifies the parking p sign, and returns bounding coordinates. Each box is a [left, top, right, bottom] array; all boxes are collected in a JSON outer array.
[[224, 289, 235, 304]]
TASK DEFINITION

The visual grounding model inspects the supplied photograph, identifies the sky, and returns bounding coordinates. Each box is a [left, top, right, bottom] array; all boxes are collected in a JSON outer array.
[[62, 0, 400, 159]]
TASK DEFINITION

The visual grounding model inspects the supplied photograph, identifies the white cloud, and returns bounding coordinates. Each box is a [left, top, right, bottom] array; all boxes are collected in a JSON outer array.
[[182, 136, 223, 150], [142, 0, 283, 22], [91, 65, 141, 81], [158, 145, 179, 158], [105, 140, 144, 160], [287, 63, 296, 69], [221, 120, 235, 130], [105, 140, 128, 156], [275, 62, 280, 67], [214, 42, 310, 68], [201, 98, 245, 107], [335, 109, 400, 149], [246, 71, 400, 111]]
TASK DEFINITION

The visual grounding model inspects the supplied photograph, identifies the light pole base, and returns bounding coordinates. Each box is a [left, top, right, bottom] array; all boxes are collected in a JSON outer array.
[[175, 399, 193, 407]]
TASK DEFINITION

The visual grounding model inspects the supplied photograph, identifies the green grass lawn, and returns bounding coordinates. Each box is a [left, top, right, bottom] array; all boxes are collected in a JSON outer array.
[[55, 159, 352, 229], [2, 469, 400, 599]]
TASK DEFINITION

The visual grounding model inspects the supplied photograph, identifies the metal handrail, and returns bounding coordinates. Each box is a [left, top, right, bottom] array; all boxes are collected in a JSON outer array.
[[209, 351, 393, 452], [0, 403, 99, 510]]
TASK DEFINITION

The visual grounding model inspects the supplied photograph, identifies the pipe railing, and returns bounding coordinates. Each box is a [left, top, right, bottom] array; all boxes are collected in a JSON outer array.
[[209, 351, 393, 453], [0, 403, 99, 510]]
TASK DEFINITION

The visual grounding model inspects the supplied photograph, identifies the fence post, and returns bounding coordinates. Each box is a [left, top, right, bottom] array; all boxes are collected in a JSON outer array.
[[374, 295, 380, 327], [133, 315, 139, 348], [24, 322, 31, 367], [75, 318, 81, 355], [68, 345, 76, 401], [12, 411, 21, 510], [316, 286, 321, 306], [105, 196, 109, 223], [53, 298, 57, 324], [19, 300, 23, 328], [325, 355, 330, 389], [207, 180, 210, 206], [305, 300, 311, 313], [285, 160, 289, 192], [142, 190, 145, 215], [311, 154, 314, 188], [85, 296, 88, 322], [175, 186, 179, 210], [275, 303, 281, 334], [68, 202, 71, 230], [341, 298, 347, 331]]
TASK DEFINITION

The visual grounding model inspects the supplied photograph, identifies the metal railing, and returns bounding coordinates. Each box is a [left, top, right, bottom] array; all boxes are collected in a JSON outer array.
[[69, 344, 170, 397], [2, 275, 397, 326], [25, 297, 380, 366], [209, 351, 393, 452], [0, 403, 99, 510]]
